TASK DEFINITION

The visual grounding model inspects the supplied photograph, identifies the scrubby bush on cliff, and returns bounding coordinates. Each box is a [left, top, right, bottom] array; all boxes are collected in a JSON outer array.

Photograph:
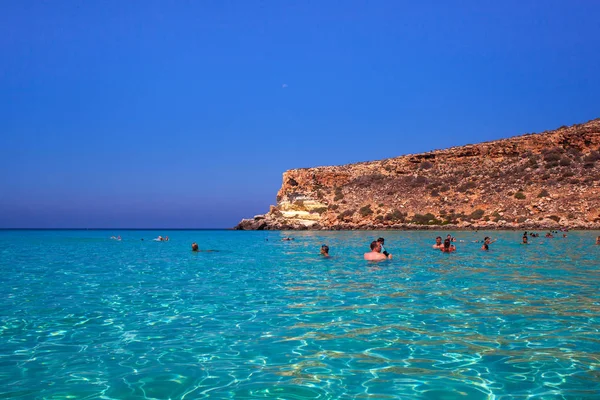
[[311, 207, 328, 215], [542, 148, 562, 162], [559, 157, 572, 166], [352, 174, 386, 187], [583, 150, 600, 163], [328, 204, 339, 211], [419, 161, 433, 170], [289, 201, 307, 211], [548, 215, 561, 223], [457, 181, 476, 192], [385, 210, 406, 222], [359, 205, 374, 217], [337, 209, 355, 221], [514, 191, 526, 200], [469, 209, 485, 220], [537, 189, 550, 198], [333, 187, 344, 201], [411, 213, 442, 225]]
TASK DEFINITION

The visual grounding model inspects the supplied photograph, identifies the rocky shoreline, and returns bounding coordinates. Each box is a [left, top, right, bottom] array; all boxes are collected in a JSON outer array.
[[235, 119, 600, 231]]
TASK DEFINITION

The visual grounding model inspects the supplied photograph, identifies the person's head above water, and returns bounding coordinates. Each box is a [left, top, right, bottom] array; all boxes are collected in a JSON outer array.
[[444, 238, 451, 248], [320, 245, 329, 256], [191, 242, 199, 251], [436, 236, 442, 244], [370, 241, 381, 252], [377, 237, 385, 245]]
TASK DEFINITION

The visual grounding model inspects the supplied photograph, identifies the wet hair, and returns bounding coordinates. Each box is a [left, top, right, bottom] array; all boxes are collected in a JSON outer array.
[[191, 242, 199, 251], [484, 236, 490, 241], [321, 245, 329, 253], [436, 236, 442, 240], [377, 237, 385, 243], [443, 238, 451, 248], [370, 241, 380, 250]]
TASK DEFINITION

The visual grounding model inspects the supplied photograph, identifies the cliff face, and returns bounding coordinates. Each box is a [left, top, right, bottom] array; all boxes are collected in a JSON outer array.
[[236, 119, 600, 230]]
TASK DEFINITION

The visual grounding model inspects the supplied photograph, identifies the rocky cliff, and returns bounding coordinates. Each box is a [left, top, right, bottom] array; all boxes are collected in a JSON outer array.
[[236, 119, 600, 230]]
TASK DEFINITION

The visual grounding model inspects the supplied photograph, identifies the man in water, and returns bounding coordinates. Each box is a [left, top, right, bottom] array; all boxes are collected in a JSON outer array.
[[320, 245, 330, 257], [433, 236, 443, 249], [522, 235, 528, 244], [596, 236, 600, 245], [377, 237, 391, 257], [364, 241, 391, 261], [191, 242, 199, 252]]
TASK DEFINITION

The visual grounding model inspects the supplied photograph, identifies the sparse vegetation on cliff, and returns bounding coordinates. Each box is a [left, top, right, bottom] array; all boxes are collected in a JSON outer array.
[[235, 118, 600, 230]]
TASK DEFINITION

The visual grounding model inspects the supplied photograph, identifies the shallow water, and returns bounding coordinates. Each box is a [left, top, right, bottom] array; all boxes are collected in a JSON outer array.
[[1, 229, 599, 399]]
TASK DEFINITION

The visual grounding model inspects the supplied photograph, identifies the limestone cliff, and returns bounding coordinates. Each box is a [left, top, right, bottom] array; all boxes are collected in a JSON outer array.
[[236, 119, 600, 230]]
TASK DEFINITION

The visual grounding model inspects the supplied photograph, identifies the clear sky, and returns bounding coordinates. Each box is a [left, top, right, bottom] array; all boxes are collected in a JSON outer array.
[[1, 1, 599, 228]]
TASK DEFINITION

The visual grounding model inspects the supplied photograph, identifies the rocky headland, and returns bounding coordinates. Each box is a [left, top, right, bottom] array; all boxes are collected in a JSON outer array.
[[236, 119, 600, 230]]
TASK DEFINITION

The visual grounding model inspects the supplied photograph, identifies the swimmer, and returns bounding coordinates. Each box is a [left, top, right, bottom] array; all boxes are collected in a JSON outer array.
[[191, 242, 218, 252], [481, 237, 491, 250], [364, 241, 391, 261], [377, 237, 391, 257], [446, 234, 456, 242], [441, 238, 456, 253], [320, 244, 330, 257], [433, 236, 444, 249], [164, 236, 169, 242], [522, 235, 528, 244], [596, 236, 600, 245], [282, 237, 294, 241]]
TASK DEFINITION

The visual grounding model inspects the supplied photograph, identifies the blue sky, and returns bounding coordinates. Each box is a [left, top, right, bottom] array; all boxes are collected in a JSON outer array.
[[1, 0, 599, 228]]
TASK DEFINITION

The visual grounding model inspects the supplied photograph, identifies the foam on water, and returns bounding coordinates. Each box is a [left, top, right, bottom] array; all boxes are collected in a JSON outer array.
[[1, 230, 599, 399]]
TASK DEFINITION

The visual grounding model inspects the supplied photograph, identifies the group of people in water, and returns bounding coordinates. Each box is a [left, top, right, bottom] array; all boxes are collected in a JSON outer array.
[[114, 232, 600, 258]]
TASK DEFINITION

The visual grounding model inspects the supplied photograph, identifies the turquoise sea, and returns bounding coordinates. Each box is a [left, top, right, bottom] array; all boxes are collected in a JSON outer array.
[[1, 229, 599, 399]]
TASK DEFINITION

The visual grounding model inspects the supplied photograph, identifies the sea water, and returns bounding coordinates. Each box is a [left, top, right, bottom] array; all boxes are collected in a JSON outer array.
[[1, 229, 599, 399]]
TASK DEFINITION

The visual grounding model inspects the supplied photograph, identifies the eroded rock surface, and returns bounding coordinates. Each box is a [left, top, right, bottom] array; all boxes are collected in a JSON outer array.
[[235, 119, 600, 230]]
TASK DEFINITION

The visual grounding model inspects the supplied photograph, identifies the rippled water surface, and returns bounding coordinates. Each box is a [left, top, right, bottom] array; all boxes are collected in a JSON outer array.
[[1, 230, 599, 399]]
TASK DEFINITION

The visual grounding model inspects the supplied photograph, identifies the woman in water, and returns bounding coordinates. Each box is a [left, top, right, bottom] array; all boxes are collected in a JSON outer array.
[[441, 239, 456, 253]]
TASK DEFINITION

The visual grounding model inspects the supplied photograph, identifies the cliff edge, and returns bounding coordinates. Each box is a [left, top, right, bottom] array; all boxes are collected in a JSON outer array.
[[236, 119, 600, 230]]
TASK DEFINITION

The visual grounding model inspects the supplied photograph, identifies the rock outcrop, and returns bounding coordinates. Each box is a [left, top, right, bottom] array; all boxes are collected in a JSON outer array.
[[235, 119, 600, 230]]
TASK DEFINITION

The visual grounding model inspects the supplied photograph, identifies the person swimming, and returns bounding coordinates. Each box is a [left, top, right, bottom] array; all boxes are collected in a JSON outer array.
[[596, 236, 600, 245], [377, 237, 391, 257], [433, 236, 443, 249], [441, 238, 456, 253], [481, 237, 491, 250], [320, 244, 330, 257], [191, 242, 218, 252], [364, 241, 391, 261], [522, 235, 529, 244]]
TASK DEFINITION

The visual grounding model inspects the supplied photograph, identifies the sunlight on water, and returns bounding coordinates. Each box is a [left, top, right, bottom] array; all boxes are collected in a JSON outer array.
[[1, 230, 599, 399]]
